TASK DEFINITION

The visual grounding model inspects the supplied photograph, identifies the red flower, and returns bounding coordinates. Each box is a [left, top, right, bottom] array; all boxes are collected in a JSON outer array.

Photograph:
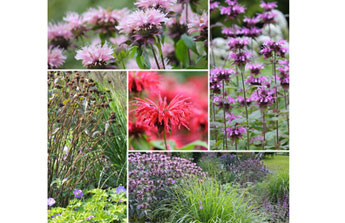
[[133, 94, 191, 134], [128, 71, 159, 93]]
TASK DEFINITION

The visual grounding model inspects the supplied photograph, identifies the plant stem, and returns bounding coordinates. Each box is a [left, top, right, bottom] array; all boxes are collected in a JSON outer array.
[[235, 140, 238, 150], [283, 89, 289, 135], [212, 99, 218, 142], [240, 67, 250, 150], [158, 40, 166, 69], [185, 3, 192, 66], [222, 80, 228, 150], [273, 54, 279, 149], [163, 129, 168, 150], [262, 109, 266, 150], [150, 44, 161, 69]]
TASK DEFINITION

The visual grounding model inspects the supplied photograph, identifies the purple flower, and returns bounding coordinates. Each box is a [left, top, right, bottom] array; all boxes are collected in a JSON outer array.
[[87, 216, 94, 220], [73, 189, 83, 198], [258, 11, 278, 25], [243, 16, 259, 27], [222, 26, 243, 38], [230, 51, 251, 66], [199, 201, 202, 204], [116, 185, 126, 194], [75, 42, 114, 69], [226, 112, 241, 124], [210, 68, 235, 82], [228, 38, 249, 51], [226, 126, 247, 139], [260, 1, 277, 11], [48, 198, 56, 207], [247, 64, 264, 75], [199, 205, 203, 209], [171, 180, 176, 184], [241, 27, 262, 38]]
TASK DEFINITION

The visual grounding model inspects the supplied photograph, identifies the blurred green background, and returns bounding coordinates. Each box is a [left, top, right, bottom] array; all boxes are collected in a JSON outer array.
[[48, 0, 136, 21]]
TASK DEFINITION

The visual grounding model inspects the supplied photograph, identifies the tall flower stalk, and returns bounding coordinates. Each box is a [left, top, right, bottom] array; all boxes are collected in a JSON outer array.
[[239, 67, 250, 150]]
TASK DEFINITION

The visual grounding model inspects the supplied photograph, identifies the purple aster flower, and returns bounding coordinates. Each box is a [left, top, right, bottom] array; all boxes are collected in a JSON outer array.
[[73, 189, 83, 198], [116, 185, 126, 194], [87, 216, 95, 220], [48, 198, 55, 207]]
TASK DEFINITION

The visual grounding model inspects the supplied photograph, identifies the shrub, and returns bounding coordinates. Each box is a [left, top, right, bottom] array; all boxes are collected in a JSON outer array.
[[128, 152, 206, 222], [48, 187, 127, 223], [158, 178, 263, 223], [198, 155, 235, 184]]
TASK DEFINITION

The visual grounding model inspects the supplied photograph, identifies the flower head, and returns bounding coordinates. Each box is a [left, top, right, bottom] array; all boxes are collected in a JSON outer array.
[[230, 51, 251, 66], [260, 1, 277, 11], [117, 8, 168, 45], [129, 71, 160, 93], [116, 185, 126, 194], [75, 42, 114, 68], [48, 22, 73, 49], [228, 38, 249, 51], [73, 189, 83, 198], [260, 40, 288, 58], [134, 94, 191, 134], [255, 86, 276, 107], [222, 26, 243, 38], [63, 12, 88, 37], [199, 205, 203, 209], [243, 16, 260, 27], [87, 216, 95, 220], [247, 64, 264, 75], [48, 47, 66, 69], [188, 11, 208, 36], [226, 112, 241, 123], [83, 7, 128, 33], [48, 198, 56, 207], [135, 0, 177, 12], [220, 1, 246, 19], [210, 68, 235, 82], [258, 11, 278, 25], [241, 27, 262, 38], [226, 126, 247, 139]]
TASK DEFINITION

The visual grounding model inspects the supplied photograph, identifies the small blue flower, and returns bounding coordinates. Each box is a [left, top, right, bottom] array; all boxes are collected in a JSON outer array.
[[48, 197, 56, 207], [73, 189, 83, 198], [116, 185, 126, 194]]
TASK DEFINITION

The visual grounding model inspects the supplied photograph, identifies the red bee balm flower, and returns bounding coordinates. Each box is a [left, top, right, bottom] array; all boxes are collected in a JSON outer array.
[[134, 94, 191, 134], [128, 71, 160, 93]]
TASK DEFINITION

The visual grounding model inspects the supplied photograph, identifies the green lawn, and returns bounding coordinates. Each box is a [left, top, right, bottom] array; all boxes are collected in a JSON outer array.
[[263, 155, 289, 174]]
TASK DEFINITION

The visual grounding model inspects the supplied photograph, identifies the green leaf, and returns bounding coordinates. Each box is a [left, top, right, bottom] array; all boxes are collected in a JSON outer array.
[[175, 39, 188, 67], [151, 140, 176, 150], [182, 34, 198, 55], [178, 140, 208, 150]]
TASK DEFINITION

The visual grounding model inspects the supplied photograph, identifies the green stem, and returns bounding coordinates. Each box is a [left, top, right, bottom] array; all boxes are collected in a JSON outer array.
[[185, 3, 192, 66], [150, 44, 160, 69], [273, 54, 279, 149], [212, 99, 218, 142], [163, 129, 168, 150], [158, 41, 166, 69], [262, 109, 266, 150], [222, 80, 228, 150], [240, 67, 250, 150]]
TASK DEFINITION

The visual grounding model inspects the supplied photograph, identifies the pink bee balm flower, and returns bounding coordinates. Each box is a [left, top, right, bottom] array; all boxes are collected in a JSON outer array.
[[117, 8, 168, 44], [48, 47, 66, 69], [134, 94, 191, 134], [75, 42, 114, 68], [135, 0, 177, 12], [48, 22, 73, 49], [188, 11, 208, 34], [63, 12, 85, 30]]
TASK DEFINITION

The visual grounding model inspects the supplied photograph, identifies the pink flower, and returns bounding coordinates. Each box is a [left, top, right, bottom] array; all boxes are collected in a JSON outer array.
[[188, 11, 208, 34], [48, 22, 73, 48], [75, 42, 114, 68], [162, 43, 175, 57], [260, 1, 277, 11], [117, 8, 168, 44], [48, 47, 66, 69], [63, 12, 85, 30], [133, 94, 191, 134], [128, 71, 160, 93], [135, 0, 177, 11]]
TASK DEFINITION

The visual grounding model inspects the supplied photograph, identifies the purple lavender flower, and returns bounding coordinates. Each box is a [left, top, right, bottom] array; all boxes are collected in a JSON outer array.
[[48, 197, 55, 207], [73, 189, 83, 198], [116, 185, 126, 194]]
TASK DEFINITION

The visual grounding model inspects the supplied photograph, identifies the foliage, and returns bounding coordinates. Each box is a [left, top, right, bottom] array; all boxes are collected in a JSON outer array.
[[48, 188, 127, 223], [157, 177, 264, 223], [128, 152, 206, 222], [48, 71, 127, 207]]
